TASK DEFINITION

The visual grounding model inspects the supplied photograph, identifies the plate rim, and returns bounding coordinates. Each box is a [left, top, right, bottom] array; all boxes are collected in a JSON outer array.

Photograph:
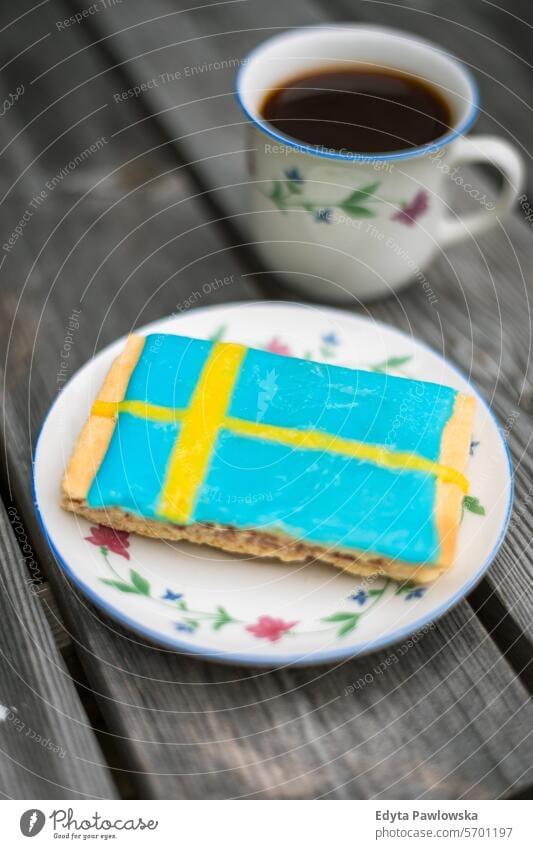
[[32, 300, 514, 667]]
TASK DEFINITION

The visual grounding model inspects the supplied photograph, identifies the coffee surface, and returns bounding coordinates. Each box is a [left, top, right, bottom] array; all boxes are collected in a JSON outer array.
[[261, 67, 452, 154]]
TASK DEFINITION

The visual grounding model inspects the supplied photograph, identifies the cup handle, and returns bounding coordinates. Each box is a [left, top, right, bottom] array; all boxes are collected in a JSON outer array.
[[437, 136, 525, 249]]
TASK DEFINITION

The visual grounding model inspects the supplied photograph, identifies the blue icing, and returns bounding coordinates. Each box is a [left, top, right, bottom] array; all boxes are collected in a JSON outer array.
[[193, 431, 439, 564], [87, 413, 180, 518], [125, 334, 212, 409], [229, 349, 456, 461], [88, 336, 457, 564]]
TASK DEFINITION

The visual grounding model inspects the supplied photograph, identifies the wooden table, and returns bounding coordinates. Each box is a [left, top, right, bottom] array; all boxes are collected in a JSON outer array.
[[0, 0, 532, 799]]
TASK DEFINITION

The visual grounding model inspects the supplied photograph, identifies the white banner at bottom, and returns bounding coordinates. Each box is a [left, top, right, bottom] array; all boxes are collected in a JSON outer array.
[[3, 799, 530, 847]]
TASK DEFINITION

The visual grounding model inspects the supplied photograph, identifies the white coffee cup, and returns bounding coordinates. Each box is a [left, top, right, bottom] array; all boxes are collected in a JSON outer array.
[[237, 25, 524, 302]]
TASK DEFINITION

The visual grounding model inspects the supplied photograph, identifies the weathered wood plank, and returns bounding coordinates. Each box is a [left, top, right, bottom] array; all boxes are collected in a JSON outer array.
[[65, 0, 323, 221], [75, 0, 533, 650], [66, 602, 533, 800], [0, 499, 118, 798], [0, 0, 262, 450], [0, 0, 531, 800], [34, 583, 72, 656]]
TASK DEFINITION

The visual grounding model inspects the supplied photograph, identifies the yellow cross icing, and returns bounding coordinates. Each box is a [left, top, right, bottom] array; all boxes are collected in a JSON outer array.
[[92, 400, 185, 423], [91, 341, 469, 524], [157, 342, 247, 524]]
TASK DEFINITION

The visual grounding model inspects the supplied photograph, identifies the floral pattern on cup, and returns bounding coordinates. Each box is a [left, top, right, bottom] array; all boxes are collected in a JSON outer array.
[[263, 170, 430, 226], [391, 190, 430, 226]]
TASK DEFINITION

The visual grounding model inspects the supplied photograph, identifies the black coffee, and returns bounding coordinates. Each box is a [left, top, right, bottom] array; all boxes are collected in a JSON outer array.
[[261, 67, 452, 154]]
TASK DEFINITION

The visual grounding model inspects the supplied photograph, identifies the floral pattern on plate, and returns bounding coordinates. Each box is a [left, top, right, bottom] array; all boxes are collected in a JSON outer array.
[[84, 322, 486, 644], [33, 302, 506, 665]]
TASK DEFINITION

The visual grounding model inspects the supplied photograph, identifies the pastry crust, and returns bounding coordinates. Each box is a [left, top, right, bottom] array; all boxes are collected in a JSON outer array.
[[60, 500, 448, 585], [435, 393, 476, 568], [61, 334, 474, 584], [62, 335, 145, 503]]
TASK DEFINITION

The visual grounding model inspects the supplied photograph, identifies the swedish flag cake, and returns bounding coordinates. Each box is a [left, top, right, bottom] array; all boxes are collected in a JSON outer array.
[[61, 333, 475, 584]]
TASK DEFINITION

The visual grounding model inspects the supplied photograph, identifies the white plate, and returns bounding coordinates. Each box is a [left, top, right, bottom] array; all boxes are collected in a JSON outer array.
[[33, 302, 512, 666]]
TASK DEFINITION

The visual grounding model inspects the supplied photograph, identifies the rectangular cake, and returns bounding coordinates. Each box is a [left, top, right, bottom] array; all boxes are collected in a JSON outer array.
[[61, 333, 475, 584]]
